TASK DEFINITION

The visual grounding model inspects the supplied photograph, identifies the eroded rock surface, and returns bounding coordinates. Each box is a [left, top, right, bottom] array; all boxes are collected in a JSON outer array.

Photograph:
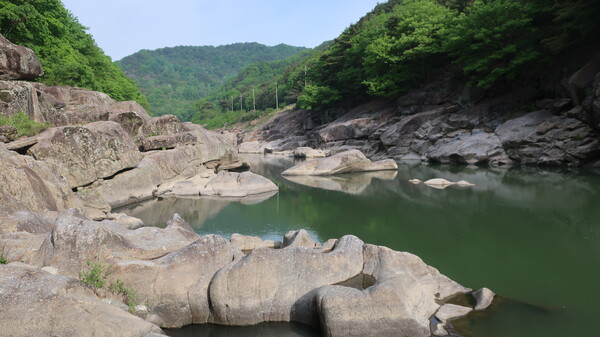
[[315, 245, 470, 337], [210, 235, 365, 326], [0, 264, 164, 337], [27, 121, 142, 188]]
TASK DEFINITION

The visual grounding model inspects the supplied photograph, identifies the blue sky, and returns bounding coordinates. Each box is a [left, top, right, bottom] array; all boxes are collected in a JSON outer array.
[[61, 0, 383, 61]]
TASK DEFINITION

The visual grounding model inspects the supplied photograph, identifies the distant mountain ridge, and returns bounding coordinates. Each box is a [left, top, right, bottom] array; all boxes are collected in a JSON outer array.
[[117, 43, 307, 120]]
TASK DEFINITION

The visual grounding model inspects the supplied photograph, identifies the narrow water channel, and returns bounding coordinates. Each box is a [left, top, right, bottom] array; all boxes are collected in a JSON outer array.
[[117, 154, 600, 337]]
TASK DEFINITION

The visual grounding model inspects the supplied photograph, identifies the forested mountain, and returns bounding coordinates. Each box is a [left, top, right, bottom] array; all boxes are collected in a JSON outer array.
[[0, 0, 147, 106], [117, 43, 306, 120], [191, 42, 330, 128]]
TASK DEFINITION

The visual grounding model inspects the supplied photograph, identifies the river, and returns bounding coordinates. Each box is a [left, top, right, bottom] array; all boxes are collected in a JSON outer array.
[[117, 154, 600, 337]]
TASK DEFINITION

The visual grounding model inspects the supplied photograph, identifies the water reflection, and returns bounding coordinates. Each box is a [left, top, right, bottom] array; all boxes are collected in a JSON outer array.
[[165, 322, 318, 337], [283, 171, 397, 195]]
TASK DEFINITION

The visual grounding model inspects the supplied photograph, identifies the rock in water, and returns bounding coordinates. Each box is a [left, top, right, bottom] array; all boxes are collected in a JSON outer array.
[[282, 149, 397, 176], [197, 171, 279, 197], [435, 303, 473, 322], [423, 178, 455, 189], [473, 287, 495, 310], [456, 180, 475, 187], [315, 245, 470, 337]]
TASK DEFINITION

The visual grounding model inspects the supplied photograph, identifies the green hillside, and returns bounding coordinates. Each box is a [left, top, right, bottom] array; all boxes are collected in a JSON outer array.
[[117, 43, 306, 120], [0, 0, 148, 107], [299, 0, 600, 109], [192, 0, 600, 129]]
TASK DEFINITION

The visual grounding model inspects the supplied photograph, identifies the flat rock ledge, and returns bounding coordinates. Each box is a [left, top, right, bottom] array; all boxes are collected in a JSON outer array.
[[282, 149, 398, 176], [0, 211, 494, 336]]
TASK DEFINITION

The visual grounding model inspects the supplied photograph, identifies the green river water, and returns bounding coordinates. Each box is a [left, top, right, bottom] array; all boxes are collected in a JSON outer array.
[[118, 154, 600, 337]]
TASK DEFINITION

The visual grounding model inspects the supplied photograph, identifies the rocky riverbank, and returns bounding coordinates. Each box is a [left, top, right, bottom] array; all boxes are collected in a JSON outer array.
[[238, 52, 600, 168]]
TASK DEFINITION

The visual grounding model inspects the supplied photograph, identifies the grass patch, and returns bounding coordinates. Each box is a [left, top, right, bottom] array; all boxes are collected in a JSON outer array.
[[0, 254, 7, 264], [0, 112, 51, 138], [109, 279, 138, 313], [79, 260, 139, 313]]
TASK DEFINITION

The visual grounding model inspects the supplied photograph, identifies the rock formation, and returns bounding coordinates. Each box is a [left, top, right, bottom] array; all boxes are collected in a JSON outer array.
[[282, 149, 398, 176]]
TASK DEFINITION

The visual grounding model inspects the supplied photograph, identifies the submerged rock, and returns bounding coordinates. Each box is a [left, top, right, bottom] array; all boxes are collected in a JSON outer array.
[[282, 149, 398, 176]]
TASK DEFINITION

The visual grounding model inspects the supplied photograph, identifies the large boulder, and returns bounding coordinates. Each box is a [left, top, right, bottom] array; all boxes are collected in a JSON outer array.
[[282, 149, 397, 176], [111, 235, 241, 328], [142, 115, 188, 137], [0, 34, 44, 80], [0, 264, 164, 337], [495, 110, 600, 166], [166, 171, 278, 198], [0, 147, 82, 218], [89, 136, 234, 208], [315, 245, 470, 337], [198, 171, 278, 197], [27, 121, 143, 188], [37, 211, 241, 329], [425, 131, 512, 166], [209, 235, 365, 326]]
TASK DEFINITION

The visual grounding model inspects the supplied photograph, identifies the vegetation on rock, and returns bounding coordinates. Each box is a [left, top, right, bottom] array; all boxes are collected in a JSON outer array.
[[78, 260, 109, 294], [0, 254, 7, 264], [0, 111, 51, 137], [79, 260, 138, 313], [0, 0, 148, 107], [108, 279, 138, 314]]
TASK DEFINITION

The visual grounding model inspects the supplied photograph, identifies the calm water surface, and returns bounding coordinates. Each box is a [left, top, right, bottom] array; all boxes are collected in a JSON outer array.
[[118, 155, 600, 337]]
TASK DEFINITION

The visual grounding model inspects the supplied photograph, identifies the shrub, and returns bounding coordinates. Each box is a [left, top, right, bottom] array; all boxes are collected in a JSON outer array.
[[109, 280, 138, 313], [0, 112, 51, 137], [0, 254, 7, 264], [78, 260, 109, 294]]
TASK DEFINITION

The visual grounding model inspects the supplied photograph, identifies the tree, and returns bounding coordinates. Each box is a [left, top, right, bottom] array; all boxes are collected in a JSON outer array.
[[0, 0, 148, 107], [445, 0, 551, 88], [362, 0, 454, 96]]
